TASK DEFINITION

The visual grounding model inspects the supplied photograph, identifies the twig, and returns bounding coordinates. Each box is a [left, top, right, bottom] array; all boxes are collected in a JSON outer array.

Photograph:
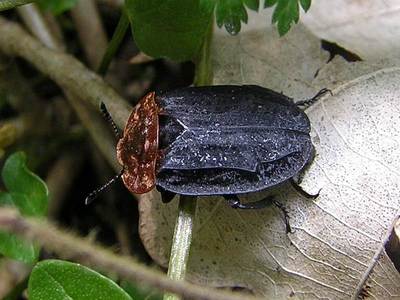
[[15, 1, 133, 255], [42, 11, 65, 47], [46, 152, 84, 218], [0, 118, 25, 158], [0, 120, 18, 149], [0, 208, 263, 300], [0, 16, 131, 130], [66, 94, 120, 170], [17, 3, 65, 51], [0, 54, 40, 111], [71, 0, 108, 68], [0, 259, 30, 298], [115, 221, 132, 256], [10, 9, 120, 170], [129, 52, 154, 65]]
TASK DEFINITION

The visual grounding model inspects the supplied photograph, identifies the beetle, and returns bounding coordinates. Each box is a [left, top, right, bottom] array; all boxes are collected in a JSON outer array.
[[86, 85, 329, 212]]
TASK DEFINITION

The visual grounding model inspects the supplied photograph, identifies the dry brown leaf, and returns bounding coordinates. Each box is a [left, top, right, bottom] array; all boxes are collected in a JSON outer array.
[[138, 12, 400, 299], [302, 0, 400, 60]]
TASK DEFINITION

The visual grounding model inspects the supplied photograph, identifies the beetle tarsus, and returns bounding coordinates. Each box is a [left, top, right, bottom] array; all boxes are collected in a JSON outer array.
[[224, 194, 274, 209], [296, 88, 332, 108], [100, 102, 122, 139], [224, 195, 292, 233], [290, 178, 320, 199], [225, 195, 242, 208], [272, 200, 292, 233]]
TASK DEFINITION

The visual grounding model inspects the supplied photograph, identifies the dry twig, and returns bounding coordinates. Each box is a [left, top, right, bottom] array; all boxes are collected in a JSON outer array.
[[0, 208, 262, 300]]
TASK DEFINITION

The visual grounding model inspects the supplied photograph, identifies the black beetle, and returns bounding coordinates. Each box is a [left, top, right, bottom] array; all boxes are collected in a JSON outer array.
[[87, 85, 328, 211]]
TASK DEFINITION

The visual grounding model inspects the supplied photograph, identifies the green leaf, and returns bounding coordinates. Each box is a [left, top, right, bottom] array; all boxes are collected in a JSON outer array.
[[271, 0, 299, 36], [0, 0, 34, 11], [0, 152, 48, 263], [37, 0, 78, 15], [267, 0, 311, 36], [299, 0, 311, 11], [28, 260, 133, 300], [125, 0, 215, 61], [215, 0, 249, 35], [0, 192, 38, 263], [2, 152, 48, 216]]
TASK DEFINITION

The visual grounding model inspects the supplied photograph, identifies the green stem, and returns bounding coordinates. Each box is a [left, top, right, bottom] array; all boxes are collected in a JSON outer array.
[[193, 20, 214, 86], [0, 0, 33, 11], [164, 197, 197, 300], [164, 19, 214, 300], [97, 8, 129, 75]]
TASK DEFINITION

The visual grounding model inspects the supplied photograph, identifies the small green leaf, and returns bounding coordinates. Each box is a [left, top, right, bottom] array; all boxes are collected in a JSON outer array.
[[271, 0, 299, 36], [215, 0, 248, 35], [36, 0, 78, 15], [299, 0, 311, 11], [0, 152, 48, 263], [244, 0, 259, 11], [2, 152, 48, 216], [125, 0, 215, 61], [0, 0, 34, 11], [28, 260, 132, 300], [0, 192, 39, 263], [267, 0, 311, 35]]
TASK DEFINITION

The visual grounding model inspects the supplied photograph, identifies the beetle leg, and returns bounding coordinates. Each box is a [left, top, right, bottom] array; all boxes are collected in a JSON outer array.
[[224, 195, 292, 233], [290, 178, 320, 199], [295, 88, 333, 108], [224, 194, 274, 209], [271, 200, 292, 233], [224, 194, 242, 208], [224, 194, 273, 209]]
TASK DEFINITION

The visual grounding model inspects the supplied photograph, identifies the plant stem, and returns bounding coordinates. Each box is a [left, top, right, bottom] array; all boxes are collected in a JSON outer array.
[[71, 0, 108, 68], [164, 18, 214, 300], [97, 8, 129, 75], [0, 208, 263, 300], [164, 196, 197, 300], [193, 20, 214, 86], [17, 3, 65, 51], [0, 0, 33, 11]]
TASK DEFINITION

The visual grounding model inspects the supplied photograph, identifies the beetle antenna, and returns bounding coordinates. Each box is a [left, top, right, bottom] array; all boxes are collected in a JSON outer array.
[[100, 102, 122, 139], [85, 170, 123, 205], [296, 88, 333, 108]]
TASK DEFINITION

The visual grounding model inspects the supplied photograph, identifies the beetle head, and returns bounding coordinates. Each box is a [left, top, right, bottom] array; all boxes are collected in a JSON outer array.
[[117, 92, 159, 194]]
